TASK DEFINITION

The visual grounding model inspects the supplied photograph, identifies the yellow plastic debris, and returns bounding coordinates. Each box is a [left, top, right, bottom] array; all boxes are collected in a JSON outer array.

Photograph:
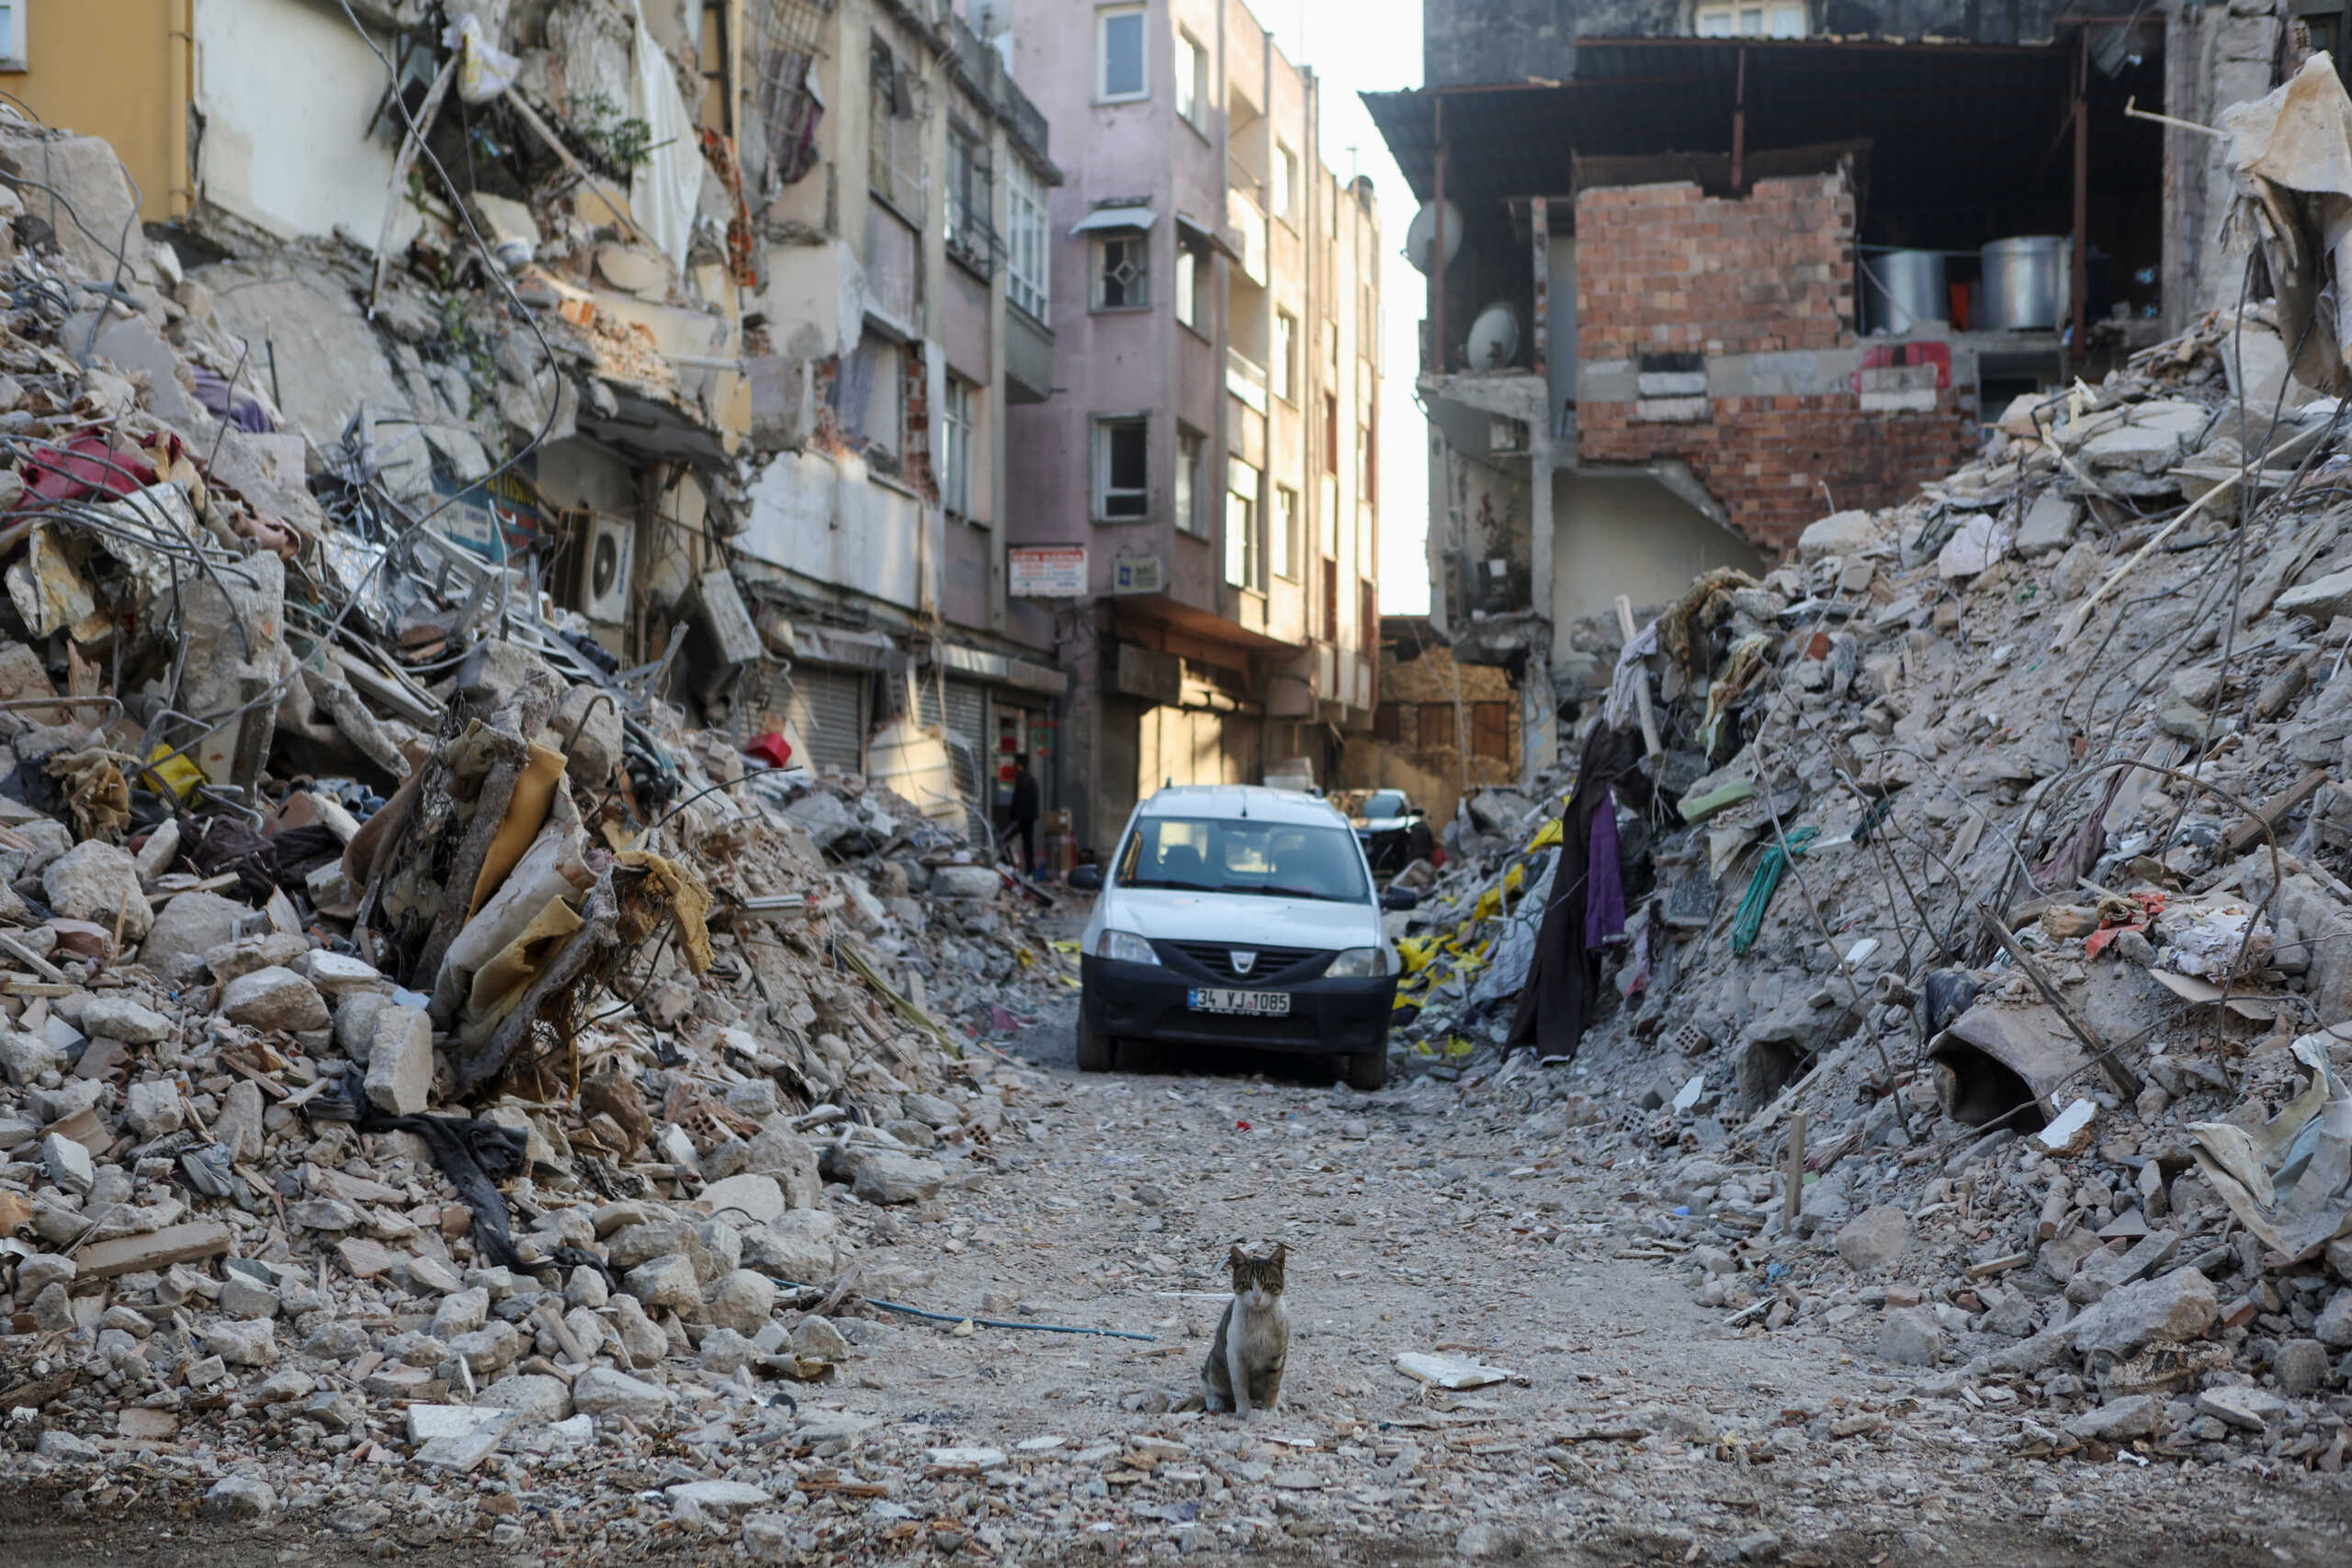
[[1504, 863, 1526, 897], [141, 745, 203, 801], [1474, 887, 1503, 920], [1396, 935, 1442, 975], [1443, 1035, 1476, 1060], [1526, 818, 1564, 851]]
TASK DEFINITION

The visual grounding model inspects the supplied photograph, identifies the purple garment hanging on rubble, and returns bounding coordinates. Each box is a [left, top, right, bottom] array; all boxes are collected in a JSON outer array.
[[1584, 788, 1625, 951]]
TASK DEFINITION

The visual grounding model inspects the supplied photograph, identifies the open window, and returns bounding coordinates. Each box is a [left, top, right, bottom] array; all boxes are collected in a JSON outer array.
[[1094, 416, 1148, 522]]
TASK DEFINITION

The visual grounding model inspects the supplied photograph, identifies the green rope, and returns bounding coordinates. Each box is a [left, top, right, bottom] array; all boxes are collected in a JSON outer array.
[[1730, 826, 1819, 956]]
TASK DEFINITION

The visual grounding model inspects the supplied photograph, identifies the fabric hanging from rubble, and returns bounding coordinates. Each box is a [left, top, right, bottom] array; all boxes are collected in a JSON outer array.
[[2222, 53, 2352, 398], [1729, 825, 1818, 957], [1505, 725, 1650, 1062], [1585, 798, 1626, 950], [631, 4, 701, 275]]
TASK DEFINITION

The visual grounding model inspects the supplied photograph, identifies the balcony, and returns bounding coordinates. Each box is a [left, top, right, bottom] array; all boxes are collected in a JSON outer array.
[[1226, 346, 1267, 412]]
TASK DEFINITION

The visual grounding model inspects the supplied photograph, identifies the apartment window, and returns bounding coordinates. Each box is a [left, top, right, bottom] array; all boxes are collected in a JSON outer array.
[[1373, 704, 1402, 743], [1175, 427, 1205, 535], [1695, 1, 1806, 36], [1357, 422, 1376, 506], [1472, 702, 1512, 762], [945, 122, 995, 273], [1225, 457, 1261, 588], [1174, 31, 1206, 129], [1007, 160, 1050, 321], [1174, 242, 1203, 332], [941, 377, 976, 517], [1323, 395, 1340, 473], [1273, 311, 1297, 401], [1094, 416, 1148, 521], [1094, 233, 1149, 309], [1419, 705, 1455, 751], [1098, 5, 1147, 100], [0, 2, 25, 70], [1272, 485, 1299, 581], [869, 39, 926, 219], [1272, 142, 1296, 222], [1359, 277, 1377, 355]]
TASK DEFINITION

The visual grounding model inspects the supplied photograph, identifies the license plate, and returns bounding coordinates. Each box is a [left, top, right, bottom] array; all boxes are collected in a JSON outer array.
[[1188, 987, 1291, 1017]]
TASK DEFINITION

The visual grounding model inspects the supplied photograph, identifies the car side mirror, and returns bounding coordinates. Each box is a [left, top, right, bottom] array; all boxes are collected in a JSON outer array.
[[1380, 886, 1419, 911], [1068, 864, 1103, 892], [1407, 807, 1427, 818]]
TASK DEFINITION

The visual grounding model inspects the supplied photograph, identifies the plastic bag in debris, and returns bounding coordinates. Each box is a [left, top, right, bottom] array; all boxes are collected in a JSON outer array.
[[2188, 1034, 2352, 1256], [443, 16, 523, 105], [1603, 618, 1659, 736]]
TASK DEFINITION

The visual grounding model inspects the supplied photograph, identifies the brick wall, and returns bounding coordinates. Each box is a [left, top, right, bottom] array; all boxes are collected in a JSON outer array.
[[1575, 172, 1979, 556]]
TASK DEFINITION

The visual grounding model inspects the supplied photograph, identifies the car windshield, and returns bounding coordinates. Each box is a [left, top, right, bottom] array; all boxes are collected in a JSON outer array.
[[1114, 818, 1370, 903], [1363, 791, 1408, 819]]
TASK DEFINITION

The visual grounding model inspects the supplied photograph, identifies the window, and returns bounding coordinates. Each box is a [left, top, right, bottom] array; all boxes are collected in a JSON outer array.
[[1176, 428, 1205, 535], [941, 377, 976, 517], [1357, 422, 1376, 506], [1373, 704, 1402, 743], [1098, 5, 1147, 100], [1007, 160, 1050, 321], [1094, 233, 1149, 309], [1322, 394, 1339, 473], [1094, 417, 1148, 521], [945, 123, 995, 273], [869, 39, 926, 218], [1272, 143, 1296, 222], [1225, 457, 1260, 589], [1273, 312, 1297, 401], [1174, 31, 1205, 128], [1472, 703, 1512, 762], [0, 2, 25, 71], [1419, 705, 1455, 751], [1695, 1, 1806, 36], [1174, 243, 1200, 331], [1114, 816, 1368, 903], [1272, 486, 1299, 581]]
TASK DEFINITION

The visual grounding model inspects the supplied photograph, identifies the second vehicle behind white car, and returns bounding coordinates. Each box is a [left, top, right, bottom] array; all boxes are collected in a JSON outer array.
[[1069, 785, 1413, 1089]]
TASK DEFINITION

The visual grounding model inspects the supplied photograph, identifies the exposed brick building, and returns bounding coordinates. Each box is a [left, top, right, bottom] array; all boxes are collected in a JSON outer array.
[[1365, 0, 2178, 779]]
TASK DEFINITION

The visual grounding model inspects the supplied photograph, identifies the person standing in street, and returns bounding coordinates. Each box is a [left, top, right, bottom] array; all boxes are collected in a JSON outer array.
[[1008, 757, 1041, 875]]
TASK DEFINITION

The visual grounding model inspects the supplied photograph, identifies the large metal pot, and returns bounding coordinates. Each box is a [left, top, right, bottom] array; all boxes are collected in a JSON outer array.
[[1860, 249, 1947, 334], [1978, 236, 2071, 331]]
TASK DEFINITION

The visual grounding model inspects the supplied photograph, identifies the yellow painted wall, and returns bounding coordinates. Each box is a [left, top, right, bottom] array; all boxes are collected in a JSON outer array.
[[5, 0, 188, 220]]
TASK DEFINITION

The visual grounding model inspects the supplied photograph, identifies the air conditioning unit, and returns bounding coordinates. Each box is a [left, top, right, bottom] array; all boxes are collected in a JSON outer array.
[[580, 514, 634, 625]]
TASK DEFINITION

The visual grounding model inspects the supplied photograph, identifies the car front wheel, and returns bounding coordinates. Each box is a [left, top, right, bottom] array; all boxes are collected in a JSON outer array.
[[1345, 1046, 1388, 1091], [1076, 1010, 1113, 1072]]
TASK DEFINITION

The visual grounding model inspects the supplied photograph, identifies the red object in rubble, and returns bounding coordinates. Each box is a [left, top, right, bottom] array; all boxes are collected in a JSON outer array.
[[22, 432, 158, 505], [745, 732, 794, 769]]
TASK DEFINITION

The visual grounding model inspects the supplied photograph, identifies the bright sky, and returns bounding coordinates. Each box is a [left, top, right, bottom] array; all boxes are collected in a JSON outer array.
[[1272, 0, 1430, 616]]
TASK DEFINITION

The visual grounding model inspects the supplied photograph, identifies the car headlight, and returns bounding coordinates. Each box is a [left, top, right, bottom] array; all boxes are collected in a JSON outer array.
[[1094, 929, 1160, 964], [1325, 946, 1396, 978]]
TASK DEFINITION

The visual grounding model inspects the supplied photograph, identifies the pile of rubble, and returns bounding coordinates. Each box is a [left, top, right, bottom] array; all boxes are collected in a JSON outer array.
[[1390, 140, 2352, 1465], [0, 96, 1078, 1547]]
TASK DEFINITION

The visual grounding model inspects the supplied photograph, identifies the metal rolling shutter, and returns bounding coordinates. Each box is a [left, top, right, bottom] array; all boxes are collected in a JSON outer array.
[[788, 667, 868, 776], [918, 678, 992, 840]]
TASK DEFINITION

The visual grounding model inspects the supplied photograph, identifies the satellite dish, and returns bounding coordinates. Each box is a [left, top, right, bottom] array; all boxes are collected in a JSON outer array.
[[1405, 199, 1463, 275], [1464, 300, 1521, 369]]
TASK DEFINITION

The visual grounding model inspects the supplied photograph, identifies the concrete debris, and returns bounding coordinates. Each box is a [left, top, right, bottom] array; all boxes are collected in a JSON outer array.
[[1381, 299, 2352, 1467], [0, 86, 1069, 1537]]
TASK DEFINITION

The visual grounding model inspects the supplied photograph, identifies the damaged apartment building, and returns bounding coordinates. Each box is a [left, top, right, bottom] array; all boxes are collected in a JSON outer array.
[[1001, 0, 1385, 853], [1366, 0, 2301, 780], [5, 0, 1069, 835]]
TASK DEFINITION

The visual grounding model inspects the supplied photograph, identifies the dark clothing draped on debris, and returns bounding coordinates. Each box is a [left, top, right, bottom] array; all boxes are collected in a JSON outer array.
[[1507, 725, 1651, 1062]]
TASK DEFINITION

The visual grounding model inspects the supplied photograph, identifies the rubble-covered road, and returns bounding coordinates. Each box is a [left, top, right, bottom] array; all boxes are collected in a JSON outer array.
[[15, 1018, 2350, 1568]]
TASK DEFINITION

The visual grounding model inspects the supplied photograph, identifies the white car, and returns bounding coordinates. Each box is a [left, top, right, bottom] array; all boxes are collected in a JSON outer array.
[[1067, 784, 1416, 1089]]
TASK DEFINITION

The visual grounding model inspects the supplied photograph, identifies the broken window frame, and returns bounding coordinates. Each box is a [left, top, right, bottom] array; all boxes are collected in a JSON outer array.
[[946, 119, 1001, 277], [868, 36, 928, 222], [752, 0, 830, 190], [1094, 415, 1149, 522]]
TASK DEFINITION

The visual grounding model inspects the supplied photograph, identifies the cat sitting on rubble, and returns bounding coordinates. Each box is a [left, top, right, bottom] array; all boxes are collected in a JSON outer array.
[[1196, 1243, 1290, 1417]]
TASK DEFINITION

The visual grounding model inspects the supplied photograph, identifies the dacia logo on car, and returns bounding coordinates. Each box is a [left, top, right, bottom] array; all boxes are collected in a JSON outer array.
[[1231, 950, 1258, 976]]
